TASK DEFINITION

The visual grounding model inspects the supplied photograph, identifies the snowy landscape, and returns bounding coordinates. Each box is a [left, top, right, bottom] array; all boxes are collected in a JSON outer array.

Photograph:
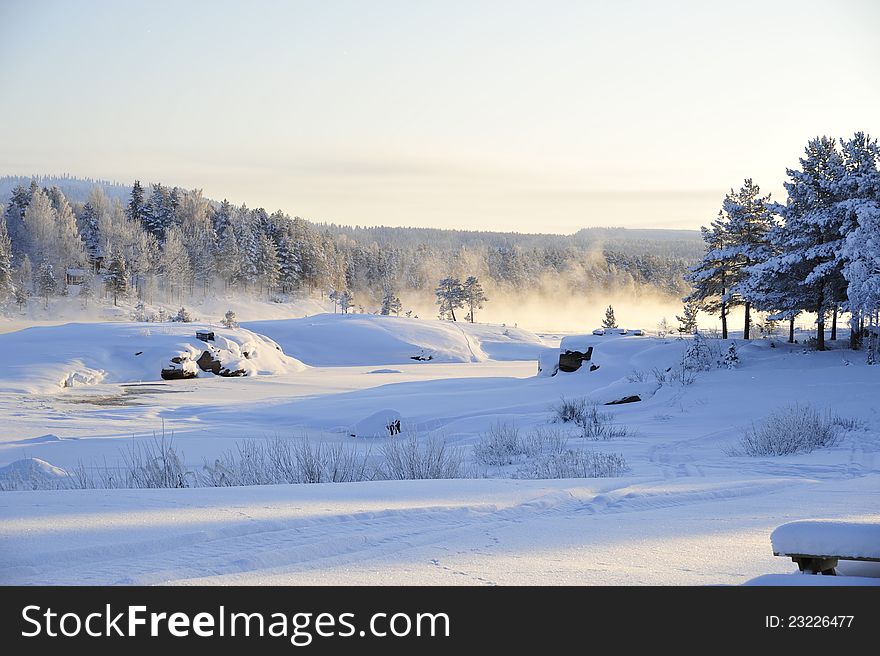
[[0, 302, 878, 584], [1, 2, 878, 589]]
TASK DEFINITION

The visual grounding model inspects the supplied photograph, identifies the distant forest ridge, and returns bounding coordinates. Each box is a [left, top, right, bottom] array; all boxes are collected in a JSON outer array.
[[0, 174, 698, 318], [0, 175, 132, 204], [0, 175, 701, 260]]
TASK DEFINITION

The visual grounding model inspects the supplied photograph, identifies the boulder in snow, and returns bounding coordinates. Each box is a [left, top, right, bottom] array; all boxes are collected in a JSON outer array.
[[605, 395, 641, 405]]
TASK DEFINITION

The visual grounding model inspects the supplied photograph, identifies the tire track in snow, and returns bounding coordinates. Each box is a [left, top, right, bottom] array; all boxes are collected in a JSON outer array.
[[1, 478, 812, 585]]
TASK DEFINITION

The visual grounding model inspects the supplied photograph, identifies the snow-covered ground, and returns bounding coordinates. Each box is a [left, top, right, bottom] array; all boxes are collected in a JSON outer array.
[[0, 314, 878, 585]]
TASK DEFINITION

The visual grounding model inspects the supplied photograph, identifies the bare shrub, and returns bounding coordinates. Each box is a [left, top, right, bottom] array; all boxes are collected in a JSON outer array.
[[579, 405, 630, 440], [829, 414, 868, 432], [474, 422, 523, 465], [380, 434, 465, 480], [121, 434, 191, 488], [520, 427, 569, 456], [732, 404, 842, 456], [626, 369, 647, 383], [475, 424, 570, 465], [516, 449, 629, 479], [552, 396, 589, 424], [552, 397, 629, 440], [200, 437, 372, 486], [651, 367, 669, 384], [681, 332, 717, 373], [669, 362, 697, 386]]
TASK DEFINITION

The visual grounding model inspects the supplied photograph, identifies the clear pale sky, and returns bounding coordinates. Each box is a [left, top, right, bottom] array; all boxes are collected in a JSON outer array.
[[1, 0, 877, 232]]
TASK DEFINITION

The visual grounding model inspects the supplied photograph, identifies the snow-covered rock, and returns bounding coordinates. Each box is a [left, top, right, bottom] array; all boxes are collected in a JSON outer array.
[[0, 322, 307, 393]]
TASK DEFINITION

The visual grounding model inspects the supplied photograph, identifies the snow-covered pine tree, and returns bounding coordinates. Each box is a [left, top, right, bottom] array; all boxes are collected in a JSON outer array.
[[132, 300, 148, 322], [602, 304, 618, 329], [685, 221, 732, 338], [329, 289, 340, 313], [0, 216, 14, 303], [142, 183, 176, 242], [14, 286, 28, 311], [380, 287, 402, 316], [221, 309, 238, 328], [723, 342, 739, 369], [291, 217, 323, 292], [462, 276, 487, 323], [215, 227, 242, 289], [78, 187, 111, 266], [127, 180, 146, 225], [837, 133, 880, 351], [676, 300, 699, 334], [435, 277, 464, 321], [721, 179, 774, 339], [234, 206, 260, 290], [682, 331, 715, 372], [174, 307, 193, 323], [3, 183, 32, 259], [36, 259, 57, 307], [751, 137, 847, 350], [339, 290, 354, 314], [276, 237, 301, 292], [106, 252, 129, 306], [256, 233, 281, 298], [211, 199, 233, 237]]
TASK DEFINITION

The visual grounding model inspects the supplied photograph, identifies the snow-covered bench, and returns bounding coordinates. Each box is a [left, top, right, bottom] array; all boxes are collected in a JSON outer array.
[[771, 519, 880, 575]]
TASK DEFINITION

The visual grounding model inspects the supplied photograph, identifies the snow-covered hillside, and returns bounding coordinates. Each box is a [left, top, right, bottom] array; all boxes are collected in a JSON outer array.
[[244, 314, 549, 366]]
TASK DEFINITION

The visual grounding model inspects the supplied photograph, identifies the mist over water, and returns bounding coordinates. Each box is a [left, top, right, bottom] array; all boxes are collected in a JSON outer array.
[[398, 291, 825, 337], [399, 290, 685, 334]]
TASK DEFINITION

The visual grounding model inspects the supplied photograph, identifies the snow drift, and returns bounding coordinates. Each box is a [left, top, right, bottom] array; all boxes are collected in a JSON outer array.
[[243, 314, 548, 366]]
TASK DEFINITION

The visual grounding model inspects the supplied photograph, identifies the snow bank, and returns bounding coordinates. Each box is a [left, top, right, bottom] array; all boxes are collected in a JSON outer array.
[[350, 409, 403, 438], [771, 519, 880, 559], [0, 458, 68, 490], [0, 322, 307, 393], [243, 314, 548, 366], [744, 573, 880, 586]]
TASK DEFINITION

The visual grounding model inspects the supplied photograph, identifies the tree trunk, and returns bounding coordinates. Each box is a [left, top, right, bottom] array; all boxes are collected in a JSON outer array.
[[850, 311, 861, 350], [743, 301, 751, 340], [816, 315, 825, 351], [831, 306, 837, 341], [720, 302, 728, 340], [789, 316, 795, 343], [450, 306, 456, 322]]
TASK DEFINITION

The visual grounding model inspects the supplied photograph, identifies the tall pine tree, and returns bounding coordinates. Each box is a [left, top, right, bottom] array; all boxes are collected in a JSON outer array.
[[462, 276, 488, 323], [685, 220, 732, 338], [721, 179, 774, 339]]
